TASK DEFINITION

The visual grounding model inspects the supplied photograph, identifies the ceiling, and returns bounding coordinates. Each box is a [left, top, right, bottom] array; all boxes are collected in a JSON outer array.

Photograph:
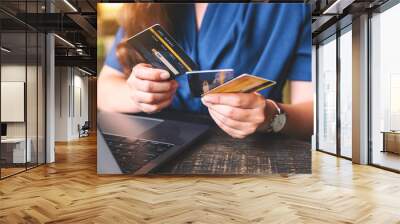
[[308, 0, 390, 43], [0, 0, 97, 74], [1, 0, 394, 73]]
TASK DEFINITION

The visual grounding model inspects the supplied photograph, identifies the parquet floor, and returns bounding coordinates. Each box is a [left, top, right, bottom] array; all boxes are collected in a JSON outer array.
[[1, 135, 400, 224], [1, 167, 26, 178]]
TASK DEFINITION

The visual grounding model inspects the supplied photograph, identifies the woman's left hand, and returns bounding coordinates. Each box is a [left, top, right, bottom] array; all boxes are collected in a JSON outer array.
[[202, 93, 268, 139]]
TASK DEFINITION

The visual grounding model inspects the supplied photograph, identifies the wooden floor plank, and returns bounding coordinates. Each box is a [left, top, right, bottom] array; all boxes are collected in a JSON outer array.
[[0, 135, 399, 223]]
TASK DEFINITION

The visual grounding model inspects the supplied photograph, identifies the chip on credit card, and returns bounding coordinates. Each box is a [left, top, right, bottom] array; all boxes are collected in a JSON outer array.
[[187, 69, 276, 97], [126, 24, 198, 78]]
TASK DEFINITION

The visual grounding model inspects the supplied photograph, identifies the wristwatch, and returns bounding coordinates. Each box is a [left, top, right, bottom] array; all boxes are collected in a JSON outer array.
[[265, 99, 287, 133]]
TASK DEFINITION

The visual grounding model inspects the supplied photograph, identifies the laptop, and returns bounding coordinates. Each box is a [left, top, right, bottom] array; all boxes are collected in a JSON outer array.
[[97, 112, 209, 175]]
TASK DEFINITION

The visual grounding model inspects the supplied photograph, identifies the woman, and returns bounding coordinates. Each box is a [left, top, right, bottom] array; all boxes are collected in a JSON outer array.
[[98, 3, 313, 140]]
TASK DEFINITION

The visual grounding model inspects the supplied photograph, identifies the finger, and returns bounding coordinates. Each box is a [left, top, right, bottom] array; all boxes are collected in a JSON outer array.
[[210, 111, 246, 139], [138, 98, 173, 114], [140, 63, 152, 68], [133, 64, 170, 81], [132, 77, 177, 93], [209, 109, 247, 139], [132, 90, 174, 104], [208, 107, 257, 134], [206, 104, 265, 123], [202, 93, 265, 109]]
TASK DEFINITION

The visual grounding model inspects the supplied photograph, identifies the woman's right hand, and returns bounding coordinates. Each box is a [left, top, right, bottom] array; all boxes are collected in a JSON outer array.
[[127, 63, 178, 113]]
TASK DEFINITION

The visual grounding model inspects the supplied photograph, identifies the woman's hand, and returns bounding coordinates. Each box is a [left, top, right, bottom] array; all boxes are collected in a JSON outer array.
[[202, 92, 270, 139], [127, 63, 178, 113]]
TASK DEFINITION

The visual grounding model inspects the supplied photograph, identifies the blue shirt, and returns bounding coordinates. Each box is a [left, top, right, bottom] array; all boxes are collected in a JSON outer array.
[[105, 3, 311, 114]]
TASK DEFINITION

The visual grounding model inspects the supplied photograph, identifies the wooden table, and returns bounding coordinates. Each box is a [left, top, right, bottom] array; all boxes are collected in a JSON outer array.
[[139, 111, 311, 175], [382, 131, 400, 154]]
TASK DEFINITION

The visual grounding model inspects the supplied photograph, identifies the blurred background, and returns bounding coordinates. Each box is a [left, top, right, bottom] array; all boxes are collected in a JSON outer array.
[[97, 3, 123, 73]]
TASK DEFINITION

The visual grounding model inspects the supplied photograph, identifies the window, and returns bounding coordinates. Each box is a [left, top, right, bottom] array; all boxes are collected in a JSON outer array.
[[1, 28, 28, 178], [370, 2, 400, 171], [317, 36, 337, 154], [339, 28, 352, 158], [0, 0, 47, 179]]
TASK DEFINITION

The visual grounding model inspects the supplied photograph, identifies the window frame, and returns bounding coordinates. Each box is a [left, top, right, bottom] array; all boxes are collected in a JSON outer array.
[[315, 23, 353, 160], [0, 0, 48, 180], [367, 0, 400, 173]]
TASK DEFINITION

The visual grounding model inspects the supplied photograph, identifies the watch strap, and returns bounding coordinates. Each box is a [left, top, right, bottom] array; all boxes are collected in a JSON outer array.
[[257, 99, 280, 133], [266, 99, 282, 115], [266, 99, 285, 133]]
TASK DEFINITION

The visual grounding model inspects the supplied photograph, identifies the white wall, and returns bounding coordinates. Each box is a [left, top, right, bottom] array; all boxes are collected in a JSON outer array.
[[55, 66, 70, 141], [54, 67, 89, 141], [72, 73, 89, 138], [1, 63, 46, 164], [1, 65, 26, 140], [1, 65, 37, 138]]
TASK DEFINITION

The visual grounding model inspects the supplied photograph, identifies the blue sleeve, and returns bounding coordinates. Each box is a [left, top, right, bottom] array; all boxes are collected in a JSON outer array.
[[287, 6, 312, 82], [104, 27, 125, 73]]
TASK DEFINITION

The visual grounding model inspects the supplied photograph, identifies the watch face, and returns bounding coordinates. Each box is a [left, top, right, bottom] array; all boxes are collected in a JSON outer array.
[[272, 114, 286, 133]]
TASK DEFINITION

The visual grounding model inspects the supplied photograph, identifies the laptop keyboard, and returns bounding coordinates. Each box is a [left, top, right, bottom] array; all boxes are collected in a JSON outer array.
[[103, 134, 175, 173]]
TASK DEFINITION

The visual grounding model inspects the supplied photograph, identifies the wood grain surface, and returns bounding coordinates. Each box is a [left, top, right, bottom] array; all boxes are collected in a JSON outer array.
[[157, 128, 311, 175]]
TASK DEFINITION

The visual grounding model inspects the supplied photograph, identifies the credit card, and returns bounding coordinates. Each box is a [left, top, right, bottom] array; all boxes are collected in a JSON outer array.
[[206, 74, 276, 95], [187, 69, 235, 97], [126, 24, 198, 78]]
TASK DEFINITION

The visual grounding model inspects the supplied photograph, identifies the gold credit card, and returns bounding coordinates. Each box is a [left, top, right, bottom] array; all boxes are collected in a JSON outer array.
[[205, 74, 276, 95]]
